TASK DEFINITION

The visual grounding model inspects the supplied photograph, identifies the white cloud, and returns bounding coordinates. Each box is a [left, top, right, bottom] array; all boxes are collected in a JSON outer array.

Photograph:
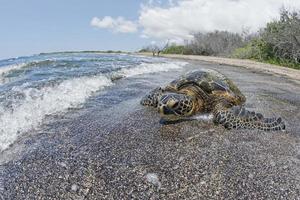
[[90, 16, 138, 33], [138, 0, 300, 42], [91, 0, 300, 41]]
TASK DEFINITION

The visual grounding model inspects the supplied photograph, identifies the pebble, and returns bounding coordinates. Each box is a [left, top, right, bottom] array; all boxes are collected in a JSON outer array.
[[145, 173, 161, 189], [71, 184, 78, 192]]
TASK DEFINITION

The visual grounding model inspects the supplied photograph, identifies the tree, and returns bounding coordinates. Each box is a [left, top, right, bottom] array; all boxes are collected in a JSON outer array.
[[262, 8, 300, 63], [143, 40, 170, 56], [188, 31, 244, 56]]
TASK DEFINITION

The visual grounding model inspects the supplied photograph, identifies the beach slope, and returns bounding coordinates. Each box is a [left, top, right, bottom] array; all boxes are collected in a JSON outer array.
[[1, 57, 300, 199]]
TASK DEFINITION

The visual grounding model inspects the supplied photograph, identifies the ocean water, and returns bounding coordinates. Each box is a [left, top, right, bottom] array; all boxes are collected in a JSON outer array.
[[0, 53, 187, 152]]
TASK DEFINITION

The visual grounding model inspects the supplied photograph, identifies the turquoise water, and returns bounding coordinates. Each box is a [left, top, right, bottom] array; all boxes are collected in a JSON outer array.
[[0, 53, 187, 151]]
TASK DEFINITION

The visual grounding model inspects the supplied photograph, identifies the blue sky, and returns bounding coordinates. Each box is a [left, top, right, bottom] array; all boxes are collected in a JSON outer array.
[[0, 0, 151, 59], [1, 0, 299, 60]]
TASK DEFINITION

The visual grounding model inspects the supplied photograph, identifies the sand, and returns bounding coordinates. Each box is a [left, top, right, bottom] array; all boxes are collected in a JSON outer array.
[[140, 53, 300, 84], [1, 57, 300, 199]]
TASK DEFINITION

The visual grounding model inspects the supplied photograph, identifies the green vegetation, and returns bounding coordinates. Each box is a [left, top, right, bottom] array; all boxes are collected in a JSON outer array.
[[232, 39, 300, 69], [162, 45, 195, 55], [162, 45, 185, 54], [142, 8, 300, 69], [232, 9, 300, 69]]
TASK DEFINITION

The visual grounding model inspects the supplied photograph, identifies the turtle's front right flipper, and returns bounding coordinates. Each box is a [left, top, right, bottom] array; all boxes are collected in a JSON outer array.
[[140, 87, 164, 107], [213, 104, 285, 131]]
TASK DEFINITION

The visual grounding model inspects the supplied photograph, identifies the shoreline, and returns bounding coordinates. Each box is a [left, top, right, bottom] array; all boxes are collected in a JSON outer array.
[[137, 52, 300, 83]]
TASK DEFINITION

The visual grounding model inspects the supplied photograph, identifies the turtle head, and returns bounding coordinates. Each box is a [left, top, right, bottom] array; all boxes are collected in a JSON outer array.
[[158, 93, 195, 121]]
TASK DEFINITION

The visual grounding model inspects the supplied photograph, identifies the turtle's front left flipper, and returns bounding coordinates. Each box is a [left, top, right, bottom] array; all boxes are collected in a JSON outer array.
[[213, 104, 285, 131]]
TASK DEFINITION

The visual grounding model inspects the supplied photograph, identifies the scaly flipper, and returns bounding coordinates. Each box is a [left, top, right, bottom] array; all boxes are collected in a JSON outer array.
[[140, 87, 164, 107], [213, 103, 285, 131], [140, 85, 183, 107]]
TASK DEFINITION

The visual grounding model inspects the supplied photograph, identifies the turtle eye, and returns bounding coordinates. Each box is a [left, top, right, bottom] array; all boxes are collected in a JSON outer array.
[[172, 102, 179, 108]]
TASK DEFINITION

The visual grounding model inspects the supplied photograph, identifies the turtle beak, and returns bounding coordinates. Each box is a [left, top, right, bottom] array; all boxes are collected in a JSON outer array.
[[158, 104, 171, 115], [160, 106, 175, 115]]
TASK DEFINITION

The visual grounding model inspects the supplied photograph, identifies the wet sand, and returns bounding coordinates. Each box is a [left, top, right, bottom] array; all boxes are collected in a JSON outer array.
[[1, 59, 300, 199]]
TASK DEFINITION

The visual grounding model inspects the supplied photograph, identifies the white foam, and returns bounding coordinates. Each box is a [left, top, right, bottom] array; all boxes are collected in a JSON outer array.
[[192, 114, 214, 121], [0, 75, 112, 151], [118, 61, 187, 77], [0, 63, 27, 75], [0, 63, 27, 84]]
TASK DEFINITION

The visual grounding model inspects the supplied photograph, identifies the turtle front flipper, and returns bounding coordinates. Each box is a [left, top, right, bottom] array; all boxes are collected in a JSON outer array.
[[140, 87, 164, 107], [213, 103, 285, 131]]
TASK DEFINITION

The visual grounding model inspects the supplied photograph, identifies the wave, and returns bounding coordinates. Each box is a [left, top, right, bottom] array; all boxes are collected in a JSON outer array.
[[0, 64, 25, 74], [0, 59, 78, 86], [0, 63, 27, 84], [0, 60, 187, 152], [0, 60, 57, 85], [0, 75, 112, 151], [0, 61, 56, 75], [111, 61, 188, 80]]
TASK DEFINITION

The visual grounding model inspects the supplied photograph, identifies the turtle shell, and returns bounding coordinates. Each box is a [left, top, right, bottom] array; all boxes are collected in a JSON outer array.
[[167, 69, 244, 101]]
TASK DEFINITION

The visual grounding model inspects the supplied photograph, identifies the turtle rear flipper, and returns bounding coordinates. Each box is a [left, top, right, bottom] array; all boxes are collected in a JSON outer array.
[[213, 104, 285, 131]]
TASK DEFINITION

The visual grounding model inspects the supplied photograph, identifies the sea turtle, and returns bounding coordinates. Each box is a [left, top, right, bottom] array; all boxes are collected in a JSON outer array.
[[141, 69, 285, 131]]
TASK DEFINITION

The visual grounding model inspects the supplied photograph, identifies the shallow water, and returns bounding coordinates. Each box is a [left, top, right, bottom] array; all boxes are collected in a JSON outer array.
[[0, 53, 188, 151]]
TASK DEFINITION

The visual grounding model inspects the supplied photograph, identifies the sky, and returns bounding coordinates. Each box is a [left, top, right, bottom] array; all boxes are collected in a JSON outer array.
[[1, 0, 300, 59]]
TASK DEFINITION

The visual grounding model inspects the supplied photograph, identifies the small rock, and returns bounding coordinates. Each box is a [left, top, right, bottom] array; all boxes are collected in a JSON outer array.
[[270, 160, 276, 167], [178, 156, 184, 162], [58, 162, 67, 168], [145, 173, 161, 189], [248, 173, 254, 179], [71, 184, 78, 192], [173, 164, 179, 169]]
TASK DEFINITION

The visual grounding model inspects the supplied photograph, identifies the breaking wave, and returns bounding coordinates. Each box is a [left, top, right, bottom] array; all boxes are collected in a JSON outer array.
[[0, 58, 187, 152], [0, 63, 27, 84], [118, 61, 187, 77], [0, 75, 112, 151]]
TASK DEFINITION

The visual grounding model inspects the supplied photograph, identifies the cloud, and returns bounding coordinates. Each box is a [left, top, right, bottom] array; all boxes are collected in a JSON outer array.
[[138, 0, 300, 42], [91, 0, 300, 41], [90, 16, 138, 33]]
